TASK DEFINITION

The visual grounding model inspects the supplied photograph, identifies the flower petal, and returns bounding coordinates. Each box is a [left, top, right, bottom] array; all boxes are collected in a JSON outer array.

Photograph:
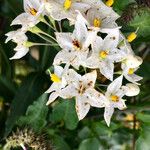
[[46, 92, 58, 105], [76, 96, 90, 120], [100, 61, 114, 81], [107, 75, 123, 94], [104, 106, 114, 127]]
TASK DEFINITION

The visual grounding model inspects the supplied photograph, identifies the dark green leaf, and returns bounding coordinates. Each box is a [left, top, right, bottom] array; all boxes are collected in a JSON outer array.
[[18, 93, 48, 131], [5, 72, 48, 137], [50, 99, 79, 130], [53, 135, 71, 150], [78, 138, 100, 150]]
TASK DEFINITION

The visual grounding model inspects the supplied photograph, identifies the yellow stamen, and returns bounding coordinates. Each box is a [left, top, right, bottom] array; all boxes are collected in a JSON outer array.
[[93, 18, 101, 28], [99, 51, 108, 59], [128, 68, 134, 75], [106, 0, 114, 7], [29, 8, 37, 16], [111, 95, 119, 102], [50, 74, 61, 83], [64, 0, 72, 10], [127, 32, 137, 42]]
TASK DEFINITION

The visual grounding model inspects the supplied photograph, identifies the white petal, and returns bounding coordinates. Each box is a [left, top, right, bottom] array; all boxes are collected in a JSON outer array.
[[55, 32, 73, 50], [117, 99, 127, 110], [81, 70, 97, 87], [124, 74, 143, 85], [46, 92, 58, 105], [100, 61, 114, 81], [45, 83, 61, 93], [54, 65, 64, 77], [73, 13, 88, 44], [60, 84, 77, 99], [102, 28, 120, 49], [76, 96, 90, 120], [10, 47, 29, 60], [124, 83, 140, 96], [104, 106, 114, 127], [85, 88, 108, 108], [107, 75, 123, 94]]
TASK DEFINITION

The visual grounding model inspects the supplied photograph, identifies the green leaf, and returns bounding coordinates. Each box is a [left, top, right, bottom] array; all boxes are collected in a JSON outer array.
[[129, 9, 150, 37], [78, 138, 100, 150], [53, 135, 71, 150], [136, 126, 150, 150], [113, 0, 135, 15], [50, 99, 79, 130], [137, 113, 150, 124], [18, 93, 48, 131], [5, 72, 48, 137]]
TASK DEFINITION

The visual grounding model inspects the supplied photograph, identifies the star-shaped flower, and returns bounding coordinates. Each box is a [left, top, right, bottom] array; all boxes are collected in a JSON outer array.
[[46, 0, 90, 21], [46, 65, 68, 105], [53, 12, 95, 69], [60, 70, 108, 120], [11, 0, 45, 30], [103, 75, 127, 126], [5, 29, 29, 59], [85, 28, 126, 81]]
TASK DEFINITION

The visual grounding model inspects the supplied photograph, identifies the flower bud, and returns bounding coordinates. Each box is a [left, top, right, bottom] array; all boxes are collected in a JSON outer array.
[[125, 55, 143, 68], [125, 83, 140, 96]]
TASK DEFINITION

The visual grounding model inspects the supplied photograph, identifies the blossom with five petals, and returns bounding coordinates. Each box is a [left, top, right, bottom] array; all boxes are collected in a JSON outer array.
[[85, 28, 126, 81], [60, 70, 108, 120]]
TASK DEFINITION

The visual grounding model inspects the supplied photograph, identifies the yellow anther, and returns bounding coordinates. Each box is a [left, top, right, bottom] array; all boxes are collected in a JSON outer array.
[[93, 18, 101, 28], [99, 51, 108, 59], [29, 8, 37, 16], [50, 74, 61, 83], [127, 32, 137, 42], [64, 0, 72, 10], [111, 95, 119, 102], [106, 0, 114, 7], [128, 68, 134, 75]]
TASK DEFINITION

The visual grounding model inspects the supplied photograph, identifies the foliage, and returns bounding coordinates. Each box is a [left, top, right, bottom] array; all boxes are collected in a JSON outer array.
[[0, 0, 150, 149]]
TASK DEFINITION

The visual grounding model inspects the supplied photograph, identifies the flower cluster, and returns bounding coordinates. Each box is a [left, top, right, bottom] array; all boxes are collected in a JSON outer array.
[[6, 0, 143, 126]]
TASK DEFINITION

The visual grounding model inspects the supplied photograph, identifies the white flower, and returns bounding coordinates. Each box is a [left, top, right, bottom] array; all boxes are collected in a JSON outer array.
[[123, 83, 140, 97], [5, 29, 29, 59], [85, 28, 126, 81], [121, 64, 143, 85], [46, 65, 67, 105], [121, 55, 143, 85], [81, 7, 119, 31], [104, 75, 127, 126], [46, 0, 90, 21], [53, 12, 95, 69], [60, 70, 107, 120], [11, 0, 44, 30]]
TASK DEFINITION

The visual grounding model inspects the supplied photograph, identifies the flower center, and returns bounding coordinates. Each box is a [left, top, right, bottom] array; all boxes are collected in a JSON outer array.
[[128, 68, 134, 75], [111, 95, 119, 102], [50, 74, 61, 83], [99, 50, 108, 59], [93, 18, 101, 28], [72, 39, 81, 50], [64, 0, 72, 10], [105, 0, 114, 7], [29, 8, 38, 16]]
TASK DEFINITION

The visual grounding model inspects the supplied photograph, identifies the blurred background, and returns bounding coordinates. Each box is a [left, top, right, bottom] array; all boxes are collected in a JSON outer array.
[[0, 0, 150, 149]]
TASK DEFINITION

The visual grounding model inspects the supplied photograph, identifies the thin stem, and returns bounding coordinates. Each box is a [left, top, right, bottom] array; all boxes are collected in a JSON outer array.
[[36, 33, 53, 43], [58, 21, 62, 32], [33, 43, 59, 46], [43, 20, 56, 31], [41, 31, 57, 42], [48, 16, 58, 32]]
